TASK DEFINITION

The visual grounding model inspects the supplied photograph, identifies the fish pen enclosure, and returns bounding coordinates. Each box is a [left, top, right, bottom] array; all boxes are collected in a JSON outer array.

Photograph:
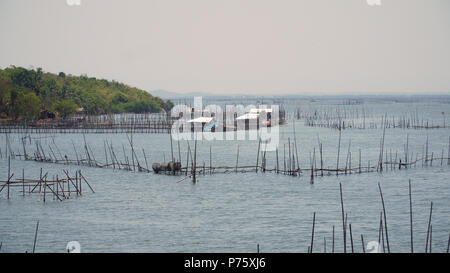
[[0, 113, 175, 134], [289, 102, 449, 130], [3, 123, 449, 185], [0, 157, 94, 202], [1, 97, 450, 253]]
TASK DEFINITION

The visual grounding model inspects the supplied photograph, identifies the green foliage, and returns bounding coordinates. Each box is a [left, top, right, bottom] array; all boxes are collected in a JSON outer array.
[[53, 99, 78, 118], [164, 100, 174, 112], [11, 91, 41, 120], [0, 66, 173, 120], [8, 66, 43, 95], [123, 100, 162, 113]]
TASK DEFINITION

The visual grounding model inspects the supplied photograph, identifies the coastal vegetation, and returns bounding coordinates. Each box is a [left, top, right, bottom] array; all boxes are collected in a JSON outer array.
[[0, 66, 173, 121]]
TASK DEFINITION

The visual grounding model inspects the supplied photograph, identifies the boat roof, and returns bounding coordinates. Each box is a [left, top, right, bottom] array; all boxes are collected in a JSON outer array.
[[236, 113, 259, 120], [187, 117, 214, 123]]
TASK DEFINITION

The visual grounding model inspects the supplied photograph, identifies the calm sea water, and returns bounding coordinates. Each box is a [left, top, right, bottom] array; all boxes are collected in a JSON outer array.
[[1, 97, 449, 253]]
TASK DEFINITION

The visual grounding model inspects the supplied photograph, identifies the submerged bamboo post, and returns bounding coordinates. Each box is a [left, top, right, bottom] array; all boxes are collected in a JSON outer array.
[[425, 201, 433, 253], [379, 212, 386, 253], [294, 123, 300, 174], [32, 220, 39, 253], [276, 148, 279, 174], [235, 145, 239, 173], [310, 212, 316, 253], [79, 170, 94, 193], [336, 129, 341, 176], [345, 140, 351, 174], [193, 136, 197, 183], [340, 183, 346, 253], [22, 169, 25, 197], [361, 234, 365, 253], [170, 132, 174, 163], [67, 172, 70, 197], [178, 140, 182, 165], [185, 143, 190, 176], [359, 149, 362, 174], [77, 171, 81, 194], [429, 225, 432, 253], [349, 223, 354, 253], [378, 212, 382, 250], [378, 182, 390, 253], [104, 140, 108, 167], [288, 138, 291, 175], [143, 149, 149, 172], [319, 142, 323, 177], [263, 143, 267, 173], [256, 139, 261, 173], [448, 136, 450, 166], [409, 179, 414, 253]]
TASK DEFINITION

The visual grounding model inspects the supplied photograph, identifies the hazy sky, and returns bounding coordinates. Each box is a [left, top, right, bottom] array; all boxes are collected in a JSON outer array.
[[0, 0, 449, 95]]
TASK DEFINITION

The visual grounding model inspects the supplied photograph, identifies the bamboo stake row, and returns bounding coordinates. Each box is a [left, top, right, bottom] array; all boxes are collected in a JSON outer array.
[[0, 161, 94, 202], [308, 181, 448, 253]]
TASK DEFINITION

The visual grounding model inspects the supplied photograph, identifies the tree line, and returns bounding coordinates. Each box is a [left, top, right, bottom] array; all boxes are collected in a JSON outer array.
[[0, 66, 174, 121]]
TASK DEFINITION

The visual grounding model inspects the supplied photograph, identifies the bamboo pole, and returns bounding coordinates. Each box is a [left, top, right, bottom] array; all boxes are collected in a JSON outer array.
[[32, 220, 39, 253], [359, 149, 362, 174], [425, 202, 433, 253], [339, 183, 346, 253], [378, 182, 390, 253], [193, 135, 197, 183], [294, 122, 300, 173], [170, 131, 174, 162], [235, 145, 239, 173], [319, 142, 323, 177], [178, 139, 182, 165], [361, 234, 365, 253], [256, 139, 261, 173], [79, 170, 95, 193], [349, 223, 354, 253], [143, 149, 149, 172], [409, 179, 414, 253], [276, 148, 279, 174], [429, 225, 432, 253], [336, 129, 341, 176], [22, 169, 25, 197], [310, 212, 316, 253]]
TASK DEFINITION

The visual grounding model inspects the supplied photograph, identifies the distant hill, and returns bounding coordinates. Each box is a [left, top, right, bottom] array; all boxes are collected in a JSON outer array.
[[0, 66, 174, 120], [149, 89, 210, 99]]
